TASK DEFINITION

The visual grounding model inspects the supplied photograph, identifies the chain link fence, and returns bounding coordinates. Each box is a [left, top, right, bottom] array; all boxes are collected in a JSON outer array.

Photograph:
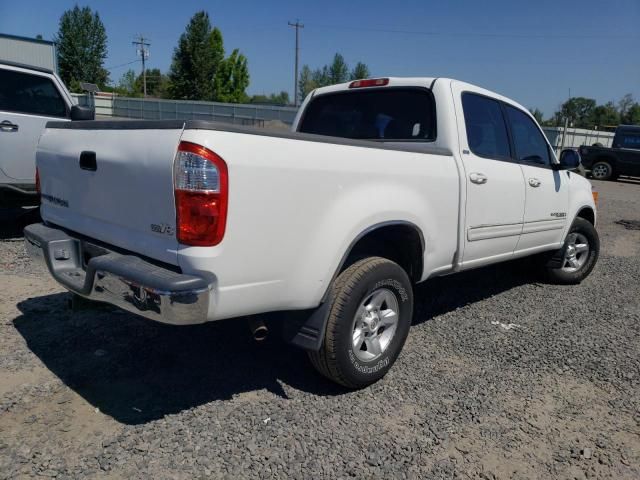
[[72, 94, 616, 150], [72, 94, 297, 128]]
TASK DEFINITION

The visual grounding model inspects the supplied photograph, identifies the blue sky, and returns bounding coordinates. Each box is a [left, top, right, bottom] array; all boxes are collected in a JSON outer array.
[[1, 0, 638, 117]]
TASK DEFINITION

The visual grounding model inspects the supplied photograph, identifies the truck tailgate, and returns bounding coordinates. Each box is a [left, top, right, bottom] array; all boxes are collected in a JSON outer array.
[[37, 122, 184, 265]]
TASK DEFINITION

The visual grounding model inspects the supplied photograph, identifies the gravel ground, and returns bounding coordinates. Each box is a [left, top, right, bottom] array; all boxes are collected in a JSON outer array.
[[1, 179, 639, 479]]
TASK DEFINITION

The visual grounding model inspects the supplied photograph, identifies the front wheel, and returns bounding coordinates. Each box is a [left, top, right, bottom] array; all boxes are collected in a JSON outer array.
[[308, 257, 413, 388], [546, 218, 599, 284]]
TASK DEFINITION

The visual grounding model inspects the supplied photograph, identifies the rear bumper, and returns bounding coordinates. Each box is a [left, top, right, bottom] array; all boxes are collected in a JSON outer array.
[[24, 223, 213, 325]]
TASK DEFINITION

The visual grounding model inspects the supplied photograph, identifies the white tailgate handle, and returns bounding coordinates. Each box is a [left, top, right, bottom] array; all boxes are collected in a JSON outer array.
[[528, 178, 541, 188], [469, 172, 488, 185]]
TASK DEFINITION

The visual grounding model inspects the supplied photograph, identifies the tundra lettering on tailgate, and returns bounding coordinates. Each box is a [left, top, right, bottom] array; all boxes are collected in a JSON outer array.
[[41, 193, 69, 208]]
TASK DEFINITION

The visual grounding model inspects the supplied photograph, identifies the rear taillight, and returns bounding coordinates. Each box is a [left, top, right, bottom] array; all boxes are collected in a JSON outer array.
[[174, 141, 228, 246], [349, 78, 389, 88]]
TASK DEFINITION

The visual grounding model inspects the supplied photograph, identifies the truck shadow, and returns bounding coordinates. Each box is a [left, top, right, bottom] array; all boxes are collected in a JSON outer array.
[[12, 258, 540, 425], [0, 207, 40, 240], [413, 258, 539, 324]]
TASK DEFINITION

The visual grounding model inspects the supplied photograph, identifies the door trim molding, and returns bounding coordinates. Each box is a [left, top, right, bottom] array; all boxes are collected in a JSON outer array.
[[521, 218, 566, 234], [467, 222, 523, 241]]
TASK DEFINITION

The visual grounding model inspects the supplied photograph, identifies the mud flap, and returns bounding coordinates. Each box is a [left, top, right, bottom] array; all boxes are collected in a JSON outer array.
[[545, 242, 568, 269], [282, 299, 333, 351]]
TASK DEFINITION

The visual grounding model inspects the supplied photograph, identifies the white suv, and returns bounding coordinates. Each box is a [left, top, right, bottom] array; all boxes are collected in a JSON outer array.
[[0, 61, 93, 207]]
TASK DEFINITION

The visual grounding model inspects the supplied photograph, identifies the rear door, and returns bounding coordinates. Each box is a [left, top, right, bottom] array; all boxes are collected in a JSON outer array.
[[451, 84, 526, 267], [0, 67, 70, 181], [504, 105, 569, 252]]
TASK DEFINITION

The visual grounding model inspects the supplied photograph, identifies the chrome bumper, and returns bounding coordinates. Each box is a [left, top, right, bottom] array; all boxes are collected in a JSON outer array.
[[24, 223, 213, 325]]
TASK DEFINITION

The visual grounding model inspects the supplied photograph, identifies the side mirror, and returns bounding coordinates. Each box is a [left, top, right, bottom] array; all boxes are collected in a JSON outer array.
[[555, 149, 581, 170], [70, 105, 95, 121]]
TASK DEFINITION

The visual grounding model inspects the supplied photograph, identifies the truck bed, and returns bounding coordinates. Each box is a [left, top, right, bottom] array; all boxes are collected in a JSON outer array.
[[37, 119, 459, 320]]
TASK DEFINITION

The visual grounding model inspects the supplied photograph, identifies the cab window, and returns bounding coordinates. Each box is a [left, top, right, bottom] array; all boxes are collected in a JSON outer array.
[[616, 133, 640, 150], [0, 69, 67, 118], [299, 88, 436, 141], [461, 93, 511, 160], [505, 105, 551, 166]]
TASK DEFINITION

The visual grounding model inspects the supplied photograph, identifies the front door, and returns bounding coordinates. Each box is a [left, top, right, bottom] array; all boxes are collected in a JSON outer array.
[[503, 105, 569, 252], [0, 68, 69, 182], [452, 85, 526, 268]]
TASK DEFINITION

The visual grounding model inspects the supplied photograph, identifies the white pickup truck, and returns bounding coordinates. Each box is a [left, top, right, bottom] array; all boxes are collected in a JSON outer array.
[[0, 61, 94, 207], [25, 77, 599, 388]]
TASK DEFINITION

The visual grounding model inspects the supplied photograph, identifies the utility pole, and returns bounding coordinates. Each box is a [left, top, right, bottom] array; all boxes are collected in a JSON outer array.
[[288, 20, 304, 106], [132, 35, 150, 97]]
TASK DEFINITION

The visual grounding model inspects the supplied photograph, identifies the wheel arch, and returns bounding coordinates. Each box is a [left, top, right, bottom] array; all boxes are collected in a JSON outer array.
[[593, 155, 617, 169], [331, 221, 425, 291], [287, 220, 424, 352], [575, 206, 596, 226]]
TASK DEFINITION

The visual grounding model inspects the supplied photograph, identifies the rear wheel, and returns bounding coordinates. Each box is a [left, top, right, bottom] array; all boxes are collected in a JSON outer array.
[[546, 218, 599, 284], [590, 160, 613, 180], [308, 257, 413, 388]]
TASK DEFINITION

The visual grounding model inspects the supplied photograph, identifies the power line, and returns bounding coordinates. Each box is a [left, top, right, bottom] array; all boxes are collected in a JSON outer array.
[[288, 20, 304, 106], [105, 59, 140, 70], [132, 35, 150, 97], [305, 23, 639, 39]]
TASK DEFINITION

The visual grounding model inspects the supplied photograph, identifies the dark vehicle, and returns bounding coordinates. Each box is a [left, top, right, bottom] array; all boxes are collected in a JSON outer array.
[[580, 125, 640, 180]]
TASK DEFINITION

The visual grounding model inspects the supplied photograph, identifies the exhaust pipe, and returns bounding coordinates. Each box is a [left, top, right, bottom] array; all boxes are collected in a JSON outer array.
[[248, 317, 268, 342]]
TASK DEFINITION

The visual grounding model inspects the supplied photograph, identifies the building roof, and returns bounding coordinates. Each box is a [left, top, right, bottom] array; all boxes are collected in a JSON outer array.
[[0, 32, 55, 46]]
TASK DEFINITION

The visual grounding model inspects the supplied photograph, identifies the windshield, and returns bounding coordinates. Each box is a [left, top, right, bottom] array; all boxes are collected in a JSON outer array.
[[298, 88, 436, 141]]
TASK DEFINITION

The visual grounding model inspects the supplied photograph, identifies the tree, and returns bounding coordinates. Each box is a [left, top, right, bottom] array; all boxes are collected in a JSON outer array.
[[529, 108, 544, 124], [214, 49, 250, 103], [117, 69, 139, 96], [135, 68, 167, 98], [167, 11, 249, 103], [312, 65, 330, 87], [55, 6, 109, 91], [617, 94, 634, 119], [298, 65, 317, 100], [249, 91, 290, 105], [299, 54, 370, 98], [328, 53, 349, 84], [623, 103, 640, 125], [167, 11, 224, 100], [589, 102, 619, 128], [350, 62, 370, 81], [553, 97, 597, 128]]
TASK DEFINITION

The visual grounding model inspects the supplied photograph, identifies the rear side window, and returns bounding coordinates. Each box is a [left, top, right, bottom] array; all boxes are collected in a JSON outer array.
[[298, 88, 436, 141], [0, 69, 67, 118], [461, 93, 511, 160], [505, 105, 551, 166], [616, 132, 640, 149]]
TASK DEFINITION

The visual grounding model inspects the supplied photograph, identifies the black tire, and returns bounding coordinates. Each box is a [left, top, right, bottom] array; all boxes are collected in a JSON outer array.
[[308, 257, 413, 388], [546, 218, 599, 284], [590, 160, 614, 181]]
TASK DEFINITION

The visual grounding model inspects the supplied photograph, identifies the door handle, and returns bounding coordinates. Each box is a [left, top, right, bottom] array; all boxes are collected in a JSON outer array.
[[0, 120, 19, 132], [79, 151, 97, 171], [528, 178, 541, 187], [469, 172, 488, 184]]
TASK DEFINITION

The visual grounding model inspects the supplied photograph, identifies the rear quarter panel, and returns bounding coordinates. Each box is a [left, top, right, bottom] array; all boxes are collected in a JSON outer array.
[[177, 129, 460, 320]]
